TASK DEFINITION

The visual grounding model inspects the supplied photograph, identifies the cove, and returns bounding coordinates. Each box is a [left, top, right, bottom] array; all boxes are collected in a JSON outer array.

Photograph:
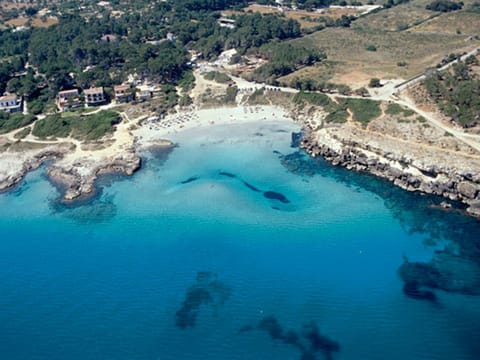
[[0, 119, 479, 360]]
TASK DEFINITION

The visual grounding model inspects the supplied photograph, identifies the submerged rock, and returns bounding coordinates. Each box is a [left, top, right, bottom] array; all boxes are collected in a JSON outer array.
[[402, 282, 437, 303], [219, 171, 236, 178]]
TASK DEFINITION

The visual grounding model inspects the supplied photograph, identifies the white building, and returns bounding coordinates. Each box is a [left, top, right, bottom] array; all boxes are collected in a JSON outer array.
[[0, 94, 23, 113]]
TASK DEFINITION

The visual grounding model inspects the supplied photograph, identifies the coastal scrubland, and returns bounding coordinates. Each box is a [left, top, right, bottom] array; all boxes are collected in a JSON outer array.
[[0, 112, 36, 134], [32, 111, 120, 141], [293, 92, 382, 125], [421, 55, 480, 127]]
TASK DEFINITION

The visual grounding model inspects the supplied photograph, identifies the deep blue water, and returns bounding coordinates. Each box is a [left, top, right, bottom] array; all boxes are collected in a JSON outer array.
[[1, 120, 480, 360]]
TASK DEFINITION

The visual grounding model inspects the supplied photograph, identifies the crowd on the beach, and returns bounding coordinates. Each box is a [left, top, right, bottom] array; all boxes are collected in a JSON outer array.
[[135, 101, 297, 139], [143, 110, 200, 131]]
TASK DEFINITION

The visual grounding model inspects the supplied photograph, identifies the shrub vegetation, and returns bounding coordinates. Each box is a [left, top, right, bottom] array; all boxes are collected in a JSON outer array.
[[0, 112, 36, 134], [32, 110, 120, 140]]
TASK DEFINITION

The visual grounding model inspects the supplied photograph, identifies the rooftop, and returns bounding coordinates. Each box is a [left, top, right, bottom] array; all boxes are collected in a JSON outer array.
[[84, 87, 104, 95], [0, 94, 18, 102], [114, 84, 130, 92], [58, 89, 79, 95]]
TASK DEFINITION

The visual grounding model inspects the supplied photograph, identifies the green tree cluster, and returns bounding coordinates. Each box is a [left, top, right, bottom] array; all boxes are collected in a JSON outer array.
[[252, 42, 325, 83], [426, 0, 463, 12], [424, 61, 480, 127]]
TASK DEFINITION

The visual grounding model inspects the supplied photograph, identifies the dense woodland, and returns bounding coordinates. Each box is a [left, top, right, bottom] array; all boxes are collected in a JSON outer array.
[[0, 0, 325, 113]]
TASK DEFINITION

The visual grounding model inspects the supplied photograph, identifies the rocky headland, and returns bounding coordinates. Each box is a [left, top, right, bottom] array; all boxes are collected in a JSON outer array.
[[0, 143, 73, 193], [300, 119, 480, 217], [0, 125, 174, 202]]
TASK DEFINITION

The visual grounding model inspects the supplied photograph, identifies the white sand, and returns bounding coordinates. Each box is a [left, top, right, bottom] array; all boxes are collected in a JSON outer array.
[[134, 105, 295, 145]]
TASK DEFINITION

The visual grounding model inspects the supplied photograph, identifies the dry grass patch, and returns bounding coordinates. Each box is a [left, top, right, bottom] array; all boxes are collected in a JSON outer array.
[[278, 61, 337, 86], [409, 11, 480, 36], [291, 27, 480, 83], [353, 1, 437, 32]]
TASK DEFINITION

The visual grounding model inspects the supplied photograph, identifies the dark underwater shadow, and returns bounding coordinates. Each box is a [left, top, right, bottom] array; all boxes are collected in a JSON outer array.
[[175, 271, 231, 329], [176, 170, 295, 211], [50, 193, 118, 224], [240, 316, 340, 360], [278, 148, 480, 299]]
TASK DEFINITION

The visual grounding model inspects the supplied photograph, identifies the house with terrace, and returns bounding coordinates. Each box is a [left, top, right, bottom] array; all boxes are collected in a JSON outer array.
[[136, 85, 154, 102], [84, 87, 106, 106], [56, 89, 81, 112], [113, 84, 134, 103], [0, 94, 23, 113]]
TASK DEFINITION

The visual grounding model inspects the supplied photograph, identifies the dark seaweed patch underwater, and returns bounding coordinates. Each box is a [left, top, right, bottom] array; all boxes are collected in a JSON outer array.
[[175, 272, 231, 329], [178, 170, 292, 208], [240, 316, 340, 360]]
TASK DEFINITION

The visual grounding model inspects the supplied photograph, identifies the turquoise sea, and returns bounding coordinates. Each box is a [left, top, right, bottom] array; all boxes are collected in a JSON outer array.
[[1, 119, 479, 360]]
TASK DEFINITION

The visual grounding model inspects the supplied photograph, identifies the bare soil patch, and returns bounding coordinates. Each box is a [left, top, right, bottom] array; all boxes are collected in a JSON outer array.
[[5, 16, 58, 28]]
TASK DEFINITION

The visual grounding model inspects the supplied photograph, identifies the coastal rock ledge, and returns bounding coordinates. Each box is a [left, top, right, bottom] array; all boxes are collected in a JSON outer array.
[[47, 151, 142, 202], [0, 144, 72, 194], [0, 137, 176, 202], [300, 127, 480, 217]]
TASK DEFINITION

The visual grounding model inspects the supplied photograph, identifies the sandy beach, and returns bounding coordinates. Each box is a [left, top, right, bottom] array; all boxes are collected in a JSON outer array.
[[134, 105, 294, 145]]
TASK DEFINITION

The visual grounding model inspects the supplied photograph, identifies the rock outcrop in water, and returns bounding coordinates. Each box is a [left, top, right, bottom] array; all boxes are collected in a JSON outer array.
[[0, 143, 73, 194], [0, 138, 174, 203], [47, 151, 142, 201], [300, 126, 480, 218]]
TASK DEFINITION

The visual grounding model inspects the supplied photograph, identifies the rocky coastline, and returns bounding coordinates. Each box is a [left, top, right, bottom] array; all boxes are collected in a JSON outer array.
[[0, 139, 175, 203], [300, 127, 480, 217], [0, 144, 72, 194], [46, 151, 142, 202]]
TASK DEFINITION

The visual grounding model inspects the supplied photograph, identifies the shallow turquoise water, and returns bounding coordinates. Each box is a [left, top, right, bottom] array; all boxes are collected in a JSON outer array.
[[1, 120, 479, 360]]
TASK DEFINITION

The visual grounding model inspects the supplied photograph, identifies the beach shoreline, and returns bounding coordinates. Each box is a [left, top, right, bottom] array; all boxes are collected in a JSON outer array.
[[0, 105, 294, 203], [1, 101, 480, 218]]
